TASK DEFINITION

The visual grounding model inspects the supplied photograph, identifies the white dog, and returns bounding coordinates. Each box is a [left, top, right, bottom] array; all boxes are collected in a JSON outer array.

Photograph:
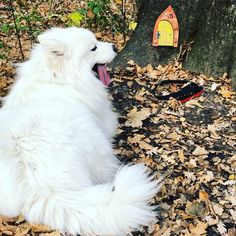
[[0, 27, 162, 235]]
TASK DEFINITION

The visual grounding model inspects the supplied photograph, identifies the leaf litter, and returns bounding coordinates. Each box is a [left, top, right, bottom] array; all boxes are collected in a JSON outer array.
[[110, 62, 236, 236]]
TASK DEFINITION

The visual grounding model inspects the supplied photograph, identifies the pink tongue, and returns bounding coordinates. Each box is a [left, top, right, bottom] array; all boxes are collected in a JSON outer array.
[[97, 65, 111, 86]]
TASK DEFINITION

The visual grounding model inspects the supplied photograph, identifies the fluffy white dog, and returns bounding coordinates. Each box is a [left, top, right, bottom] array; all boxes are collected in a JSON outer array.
[[0, 27, 161, 235]]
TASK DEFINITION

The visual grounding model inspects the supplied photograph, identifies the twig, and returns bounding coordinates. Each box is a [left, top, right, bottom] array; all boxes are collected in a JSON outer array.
[[24, 3, 34, 43], [177, 40, 194, 62], [9, 0, 25, 60], [122, 0, 127, 43], [153, 41, 194, 89], [49, 0, 54, 15], [18, 1, 35, 44]]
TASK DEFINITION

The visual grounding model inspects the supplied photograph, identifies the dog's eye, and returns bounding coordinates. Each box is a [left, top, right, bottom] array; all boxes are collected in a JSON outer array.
[[91, 46, 97, 51]]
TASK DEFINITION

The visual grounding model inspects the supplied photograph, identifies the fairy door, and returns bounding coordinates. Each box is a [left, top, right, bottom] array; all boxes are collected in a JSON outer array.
[[157, 20, 174, 46]]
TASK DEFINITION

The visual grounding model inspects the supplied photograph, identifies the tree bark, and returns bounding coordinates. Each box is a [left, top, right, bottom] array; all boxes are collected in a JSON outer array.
[[112, 0, 236, 88]]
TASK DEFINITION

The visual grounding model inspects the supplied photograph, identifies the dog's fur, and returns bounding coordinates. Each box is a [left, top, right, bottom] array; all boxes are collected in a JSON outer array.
[[0, 27, 161, 235]]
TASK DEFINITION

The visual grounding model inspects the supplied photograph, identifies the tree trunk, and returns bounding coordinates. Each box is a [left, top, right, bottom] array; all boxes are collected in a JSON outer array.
[[112, 0, 236, 88]]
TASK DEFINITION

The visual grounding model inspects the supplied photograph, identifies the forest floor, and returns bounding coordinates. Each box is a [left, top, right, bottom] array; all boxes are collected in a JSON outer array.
[[0, 1, 235, 236]]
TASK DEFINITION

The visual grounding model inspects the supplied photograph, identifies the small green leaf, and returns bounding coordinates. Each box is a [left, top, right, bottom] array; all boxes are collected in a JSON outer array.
[[128, 21, 137, 30], [1, 24, 11, 34], [68, 12, 84, 26], [78, 9, 87, 15], [87, 1, 95, 8], [93, 6, 101, 14]]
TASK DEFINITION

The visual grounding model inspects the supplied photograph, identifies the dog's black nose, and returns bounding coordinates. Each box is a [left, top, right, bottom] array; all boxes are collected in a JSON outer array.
[[112, 44, 118, 53]]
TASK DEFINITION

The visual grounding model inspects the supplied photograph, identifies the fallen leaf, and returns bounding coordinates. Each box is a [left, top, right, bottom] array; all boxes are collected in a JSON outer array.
[[217, 221, 227, 235], [15, 224, 30, 236], [147, 69, 160, 79], [125, 107, 151, 128], [227, 228, 236, 236], [212, 203, 224, 216], [204, 215, 219, 225], [87, 8, 95, 19], [198, 171, 214, 183], [127, 60, 135, 65], [139, 140, 154, 150], [40, 231, 61, 236], [188, 159, 197, 168], [184, 171, 196, 181], [30, 224, 51, 233], [128, 21, 137, 30], [229, 209, 236, 221], [178, 149, 185, 162], [189, 221, 207, 235], [218, 85, 235, 99], [199, 191, 209, 201], [192, 146, 208, 156], [185, 100, 204, 108], [167, 131, 181, 141], [211, 82, 220, 91], [229, 174, 235, 180], [146, 64, 154, 73], [114, 0, 122, 4], [207, 124, 220, 139], [68, 12, 83, 26], [127, 134, 145, 144]]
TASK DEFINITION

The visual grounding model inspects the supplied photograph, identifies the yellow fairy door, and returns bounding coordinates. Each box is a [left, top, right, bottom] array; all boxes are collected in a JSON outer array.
[[157, 20, 174, 46]]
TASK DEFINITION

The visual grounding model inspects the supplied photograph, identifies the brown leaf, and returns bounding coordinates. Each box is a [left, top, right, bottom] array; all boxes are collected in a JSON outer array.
[[218, 85, 235, 99], [192, 146, 208, 156], [30, 224, 51, 233], [185, 100, 204, 108], [227, 228, 236, 236], [40, 231, 61, 236], [189, 221, 207, 235], [199, 191, 209, 201], [212, 203, 224, 216], [177, 149, 185, 162], [125, 107, 151, 128], [167, 131, 181, 141], [217, 221, 227, 235], [15, 224, 30, 236], [138, 140, 153, 150], [146, 64, 154, 73], [127, 134, 145, 144]]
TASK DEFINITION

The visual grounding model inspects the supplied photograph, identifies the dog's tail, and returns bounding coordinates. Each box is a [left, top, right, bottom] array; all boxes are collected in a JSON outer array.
[[31, 164, 162, 235]]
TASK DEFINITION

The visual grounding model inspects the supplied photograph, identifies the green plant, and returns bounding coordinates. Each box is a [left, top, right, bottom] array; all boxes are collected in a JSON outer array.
[[86, 0, 116, 30], [65, 0, 125, 33], [32, 29, 43, 38], [68, 12, 84, 26], [16, 9, 43, 30], [61, 0, 130, 37], [0, 41, 4, 48], [1, 24, 12, 34], [0, 54, 7, 59]]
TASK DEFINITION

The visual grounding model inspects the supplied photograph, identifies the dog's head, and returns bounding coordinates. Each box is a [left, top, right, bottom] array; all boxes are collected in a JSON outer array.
[[37, 27, 117, 74]]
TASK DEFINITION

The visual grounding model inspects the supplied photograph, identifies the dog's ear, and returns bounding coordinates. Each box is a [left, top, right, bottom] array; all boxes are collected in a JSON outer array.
[[37, 34, 65, 57]]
